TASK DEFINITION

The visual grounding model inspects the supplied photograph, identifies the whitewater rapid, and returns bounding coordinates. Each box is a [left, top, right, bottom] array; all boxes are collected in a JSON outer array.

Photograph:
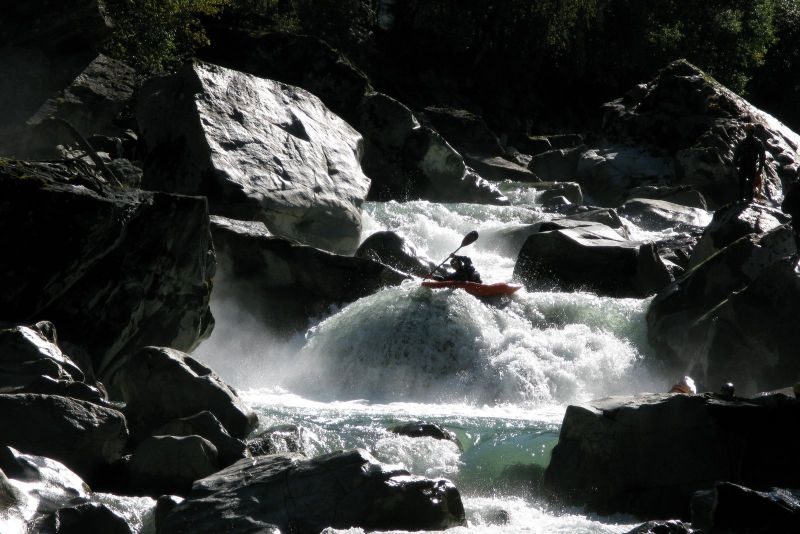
[[194, 182, 711, 533]]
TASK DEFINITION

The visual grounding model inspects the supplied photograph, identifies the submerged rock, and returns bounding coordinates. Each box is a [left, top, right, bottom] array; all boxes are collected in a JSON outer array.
[[389, 422, 461, 449], [0, 160, 215, 380], [161, 449, 466, 533], [0, 394, 128, 482], [545, 393, 800, 519], [211, 215, 408, 334], [514, 225, 672, 298], [138, 60, 370, 255], [107, 346, 257, 440]]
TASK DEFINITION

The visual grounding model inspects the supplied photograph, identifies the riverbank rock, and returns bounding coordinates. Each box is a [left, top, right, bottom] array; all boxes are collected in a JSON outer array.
[[647, 225, 796, 393], [625, 185, 708, 210], [129, 435, 219, 496], [16, 54, 137, 160], [356, 231, 436, 277], [514, 225, 672, 298], [421, 106, 505, 157], [534, 182, 584, 205], [691, 482, 800, 533], [618, 198, 710, 234], [528, 146, 585, 183], [160, 449, 466, 533], [46, 502, 133, 534], [211, 215, 408, 334], [153, 411, 248, 468], [688, 201, 789, 268], [107, 346, 257, 440], [389, 422, 461, 449], [358, 92, 508, 204], [137, 60, 370, 255], [0, 0, 111, 135], [0, 160, 215, 380], [0, 394, 128, 482], [544, 392, 800, 519], [603, 59, 800, 207]]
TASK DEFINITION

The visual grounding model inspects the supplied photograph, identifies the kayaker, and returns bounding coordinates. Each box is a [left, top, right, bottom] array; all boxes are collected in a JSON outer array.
[[441, 255, 482, 283]]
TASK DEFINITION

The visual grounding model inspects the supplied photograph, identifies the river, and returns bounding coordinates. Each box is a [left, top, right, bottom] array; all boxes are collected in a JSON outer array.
[[194, 181, 712, 533]]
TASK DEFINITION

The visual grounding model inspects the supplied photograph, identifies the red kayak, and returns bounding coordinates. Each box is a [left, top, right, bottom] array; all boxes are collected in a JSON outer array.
[[421, 280, 523, 297]]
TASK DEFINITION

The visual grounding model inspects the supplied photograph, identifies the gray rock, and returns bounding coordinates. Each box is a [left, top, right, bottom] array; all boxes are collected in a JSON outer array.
[[356, 231, 436, 277], [688, 202, 790, 268], [495, 215, 627, 258], [544, 393, 800, 519], [603, 60, 800, 207], [155, 495, 184, 533], [161, 449, 466, 533], [107, 346, 257, 440], [0, 394, 128, 482], [389, 422, 461, 449], [464, 154, 539, 182], [137, 60, 370, 255], [153, 411, 248, 468], [511, 135, 553, 156], [422, 106, 505, 157], [626, 185, 708, 210], [19, 54, 137, 160], [534, 181, 583, 205], [130, 435, 219, 496], [528, 146, 585, 182], [211, 214, 408, 334], [50, 502, 133, 534], [0, 324, 84, 389], [691, 482, 800, 533], [626, 520, 696, 534], [358, 92, 508, 204], [0, 160, 215, 380], [247, 425, 304, 457], [647, 225, 796, 392], [618, 198, 710, 233], [514, 226, 672, 298]]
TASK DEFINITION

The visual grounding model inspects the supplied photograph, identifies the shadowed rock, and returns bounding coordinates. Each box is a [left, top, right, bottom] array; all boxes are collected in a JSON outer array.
[[161, 449, 466, 533], [356, 231, 436, 277], [545, 393, 800, 519], [153, 411, 248, 468], [129, 435, 219, 496]]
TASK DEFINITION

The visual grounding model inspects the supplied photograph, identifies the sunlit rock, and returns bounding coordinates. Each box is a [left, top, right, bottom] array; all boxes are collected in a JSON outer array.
[[161, 449, 466, 533], [618, 198, 710, 234], [545, 393, 800, 519], [0, 394, 128, 482], [137, 60, 370, 255], [0, 160, 215, 380], [106, 346, 257, 440], [210, 214, 408, 334], [514, 225, 672, 298], [603, 59, 800, 207]]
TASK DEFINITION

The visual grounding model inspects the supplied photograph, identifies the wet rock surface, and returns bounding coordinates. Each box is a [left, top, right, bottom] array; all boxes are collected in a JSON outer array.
[[161, 449, 467, 534], [545, 393, 800, 519], [356, 230, 436, 277]]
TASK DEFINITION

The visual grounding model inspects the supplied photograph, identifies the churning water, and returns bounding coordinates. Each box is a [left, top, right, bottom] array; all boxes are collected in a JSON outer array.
[[195, 182, 709, 533]]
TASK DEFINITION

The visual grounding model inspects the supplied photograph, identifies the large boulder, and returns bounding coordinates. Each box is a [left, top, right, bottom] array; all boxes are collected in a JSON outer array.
[[358, 92, 508, 204], [527, 146, 585, 183], [514, 225, 672, 298], [617, 198, 710, 234], [210, 215, 408, 334], [625, 185, 708, 210], [152, 411, 248, 468], [137, 60, 370, 255], [421, 106, 505, 157], [688, 202, 790, 268], [160, 449, 466, 533], [129, 435, 219, 496], [0, 0, 111, 134], [106, 346, 257, 440], [544, 393, 800, 519], [45, 503, 133, 534], [355, 230, 436, 277], [691, 482, 800, 533], [0, 160, 214, 380], [0, 322, 106, 404], [647, 225, 796, 392], [603, 60, 800, 207], [0, 394, 128, 482]]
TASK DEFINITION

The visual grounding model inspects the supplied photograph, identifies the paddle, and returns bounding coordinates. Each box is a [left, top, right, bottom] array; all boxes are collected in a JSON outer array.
[[423, 231, 479, 280]]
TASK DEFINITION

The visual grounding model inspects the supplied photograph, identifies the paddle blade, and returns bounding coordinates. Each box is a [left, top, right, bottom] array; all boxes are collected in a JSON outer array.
[[461, 231, 479, 247]]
